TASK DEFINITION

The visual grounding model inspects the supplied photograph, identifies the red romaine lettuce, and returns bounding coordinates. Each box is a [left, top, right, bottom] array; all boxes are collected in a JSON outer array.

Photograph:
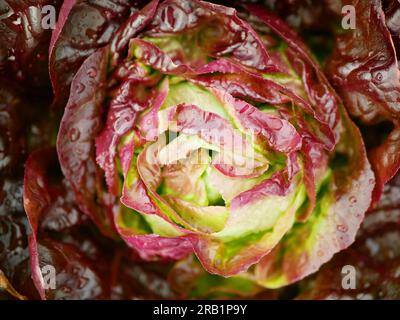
[[55, 0, 374, 289]]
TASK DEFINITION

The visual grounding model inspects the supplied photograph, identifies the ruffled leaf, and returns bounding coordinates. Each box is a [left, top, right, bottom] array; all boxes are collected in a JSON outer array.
[[327, 0, 400, 204]]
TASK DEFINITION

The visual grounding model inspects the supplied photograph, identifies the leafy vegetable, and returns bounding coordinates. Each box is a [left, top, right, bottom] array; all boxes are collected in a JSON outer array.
[[23, 147, 175, 299], [4, 0, 398, 300], [0, 0, 62, 91], [328, 0, 400, 205], [298, 173, 400, 299], [49, 0, 143, 107], [56, 0, 374, 287]]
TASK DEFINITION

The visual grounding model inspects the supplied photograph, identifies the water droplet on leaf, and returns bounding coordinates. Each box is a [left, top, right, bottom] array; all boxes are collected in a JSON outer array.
[[337, 224, 348, 233], [349, 195, 357, 204], [76, 83, 85, 94], [87, 67, 97, 78], [69, 128, 80, 142]]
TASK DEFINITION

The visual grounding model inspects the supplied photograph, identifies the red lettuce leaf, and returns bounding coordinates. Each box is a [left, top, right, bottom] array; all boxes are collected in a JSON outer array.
[[237, 4, 375, 287], [95, 68, 163, 194], [0, 0, 62, 90], [0, 80, 27, 175], [114, 231, 193, 261], [298, 173, 400, 299], [110, 0, 159, 62], [142, 0, 276, 72], [328, 0, 400, 205], [57, 46, 115, 237], [0, 215, 39, 300], [23, 147, 175, 299], [49, 0, 139, 107], [23, 147, 107, 299], [252, 112, 374, 288], [247, 4, 340, 142]]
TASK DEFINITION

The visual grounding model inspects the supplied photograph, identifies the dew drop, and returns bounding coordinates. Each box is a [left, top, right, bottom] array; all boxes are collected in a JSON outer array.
[[336, 224, 348, 233], [144, 203, 153, 212], [76, 82, 85, 94], [69, 128, 80, 142], [36, 177, 45, 188], [267, 118, 283, 130], [75, 148, 83, 157], [87, 67, 97, 78], [373, 72, 383, 83], [299, 253, 307, 266], [349, 195, 357, 204]]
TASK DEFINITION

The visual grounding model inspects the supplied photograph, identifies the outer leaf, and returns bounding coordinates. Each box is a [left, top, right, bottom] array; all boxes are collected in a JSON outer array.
[[328, 0, 400, 204], [250, 111, 374, 288], [57, 46, 115, 236], [144, 0, 275, 72], [0, 0, 62, 90], [23, 147, 107, 299], [49, 0, 138, 106], [298, 173, 400, 299]]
